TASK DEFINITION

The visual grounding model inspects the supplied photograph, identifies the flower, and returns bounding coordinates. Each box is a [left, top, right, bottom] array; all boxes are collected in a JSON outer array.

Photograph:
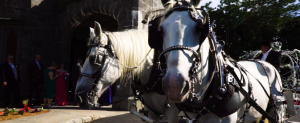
[[23, 105, 31, 112], [18, 109, 25, 115], [10, 108, 16, 113]]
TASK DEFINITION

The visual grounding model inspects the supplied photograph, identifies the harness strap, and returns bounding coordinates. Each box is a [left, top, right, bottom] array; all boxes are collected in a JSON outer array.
[[226, 65, 277, 123], [236, 61, 278, 112], [176, 103, 210, 123], [248, 59, 271, 87], [131, 80, 161, 116]]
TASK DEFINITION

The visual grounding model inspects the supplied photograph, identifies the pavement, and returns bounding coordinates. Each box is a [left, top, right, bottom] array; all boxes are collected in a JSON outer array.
[[289, 105, 300, 123], [0, 105, 128, 123], [0, 105, 299, 123], [90, 113, 187, 123]]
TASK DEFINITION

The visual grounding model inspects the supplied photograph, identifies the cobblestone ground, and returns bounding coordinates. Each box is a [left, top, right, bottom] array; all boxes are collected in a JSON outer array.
[[91, 113, 187, 123]]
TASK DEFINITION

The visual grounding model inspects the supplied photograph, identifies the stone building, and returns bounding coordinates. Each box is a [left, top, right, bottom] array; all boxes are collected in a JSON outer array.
[[0, 0, 163, 108]]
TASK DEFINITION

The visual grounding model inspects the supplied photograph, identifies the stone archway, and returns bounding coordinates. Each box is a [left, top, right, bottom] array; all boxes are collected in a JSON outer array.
[[70, 13, 118, 68], [60, 0, 164, 31]]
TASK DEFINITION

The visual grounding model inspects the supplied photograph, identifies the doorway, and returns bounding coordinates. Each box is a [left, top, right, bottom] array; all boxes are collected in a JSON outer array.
[[0, 27, 19, 64]]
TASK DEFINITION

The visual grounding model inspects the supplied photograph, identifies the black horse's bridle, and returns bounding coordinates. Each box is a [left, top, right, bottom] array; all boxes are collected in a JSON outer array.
[[75, 34, 116, 107], [156, 2, 209, 101], [80, 36, 115, 80]]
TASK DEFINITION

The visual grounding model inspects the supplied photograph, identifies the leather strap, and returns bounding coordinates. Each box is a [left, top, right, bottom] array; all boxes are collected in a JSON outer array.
[[226, 65, 276, 122]]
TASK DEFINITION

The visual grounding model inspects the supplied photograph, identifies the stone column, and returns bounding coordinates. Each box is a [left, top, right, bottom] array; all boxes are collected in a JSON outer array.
[[112, 81, 135, 111]]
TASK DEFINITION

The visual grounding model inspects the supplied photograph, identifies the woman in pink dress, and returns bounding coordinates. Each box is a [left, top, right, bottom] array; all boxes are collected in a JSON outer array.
[[55, 63, 70, 106]]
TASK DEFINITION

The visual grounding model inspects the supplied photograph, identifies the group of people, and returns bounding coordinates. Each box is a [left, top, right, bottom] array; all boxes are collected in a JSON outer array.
[[0, 54, 83, 108]]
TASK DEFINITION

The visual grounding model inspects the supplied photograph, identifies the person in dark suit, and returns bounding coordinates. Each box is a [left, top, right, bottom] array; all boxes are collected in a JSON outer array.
[[70, 58, 82, 105], [255, 41, 282, 71], [0, 55, 23, 108], [27, 55, 44, 107]]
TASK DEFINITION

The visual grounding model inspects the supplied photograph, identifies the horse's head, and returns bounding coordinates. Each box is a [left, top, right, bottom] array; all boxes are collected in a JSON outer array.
[[158, 0, 209, 103], [75, 21, 120, 108]]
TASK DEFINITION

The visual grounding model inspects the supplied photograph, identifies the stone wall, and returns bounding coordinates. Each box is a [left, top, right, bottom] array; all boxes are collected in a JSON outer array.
[[0, 0, 164, 104], [0, 0, 59, 99]]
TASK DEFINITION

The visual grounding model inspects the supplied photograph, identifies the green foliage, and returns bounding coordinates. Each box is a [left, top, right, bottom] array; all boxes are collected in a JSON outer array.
[[10, 108, 16, 113], [202, 0, 300, 59]]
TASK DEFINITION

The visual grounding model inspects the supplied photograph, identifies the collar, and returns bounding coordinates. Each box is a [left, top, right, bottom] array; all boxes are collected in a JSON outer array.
[[8, 62, 14, 65], [35, 60, 39, 64]]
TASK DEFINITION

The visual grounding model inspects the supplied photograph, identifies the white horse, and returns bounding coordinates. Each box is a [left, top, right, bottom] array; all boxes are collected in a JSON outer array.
[[74, 22, 180, 122], [158, 0, 286, 123]]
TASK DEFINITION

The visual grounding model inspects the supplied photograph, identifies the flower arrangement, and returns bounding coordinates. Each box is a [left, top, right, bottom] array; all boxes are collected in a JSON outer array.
[[18, 108, 26, 115], [0, 106, 47, 118], [24, 104, 30, 112], [3, 107, 10, 116], [31, 108, 42, 113]]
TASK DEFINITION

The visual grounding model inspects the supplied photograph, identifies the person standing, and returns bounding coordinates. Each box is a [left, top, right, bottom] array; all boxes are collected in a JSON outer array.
[[255, 41, 282, 71], [44, 62, 59, 108], [55, 63, 69, 106], [27, 54, 44, 107], [71, 58, 82, 104], [0, 55, 23, 108]]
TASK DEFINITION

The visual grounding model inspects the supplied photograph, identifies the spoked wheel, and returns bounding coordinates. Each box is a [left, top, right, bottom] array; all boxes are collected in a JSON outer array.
[[280, 50, 300, 89]]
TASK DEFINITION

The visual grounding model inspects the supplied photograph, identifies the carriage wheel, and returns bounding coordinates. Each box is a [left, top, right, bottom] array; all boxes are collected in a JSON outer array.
[[280, 51, 297, 89]]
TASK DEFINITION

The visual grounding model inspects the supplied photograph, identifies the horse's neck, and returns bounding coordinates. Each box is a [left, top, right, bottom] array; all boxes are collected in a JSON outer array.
[[107, 31, 154, 85], [139, 57, 155, 86]]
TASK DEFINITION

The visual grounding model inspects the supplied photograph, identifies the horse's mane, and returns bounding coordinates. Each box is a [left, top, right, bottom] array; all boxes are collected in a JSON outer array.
[[105, 30, 153, 84]]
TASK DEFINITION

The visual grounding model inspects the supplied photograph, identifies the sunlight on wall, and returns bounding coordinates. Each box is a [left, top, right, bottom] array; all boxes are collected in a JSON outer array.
[[31, 0, 43, 8]]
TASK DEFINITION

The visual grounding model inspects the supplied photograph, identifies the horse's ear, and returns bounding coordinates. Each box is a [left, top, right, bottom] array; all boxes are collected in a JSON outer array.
[[94, 21, 103, 39], [161, 0, 175, 8], [199, 13, 209, 43], [90, 27, 95, 37]]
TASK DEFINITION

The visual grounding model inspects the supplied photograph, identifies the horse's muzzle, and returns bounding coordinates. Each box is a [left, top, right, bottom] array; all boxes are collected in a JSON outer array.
[[162, 74, 191, 103]]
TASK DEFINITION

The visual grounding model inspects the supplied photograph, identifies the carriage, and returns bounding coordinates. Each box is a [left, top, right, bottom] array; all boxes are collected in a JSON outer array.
[[239, 42, 300, 106]]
